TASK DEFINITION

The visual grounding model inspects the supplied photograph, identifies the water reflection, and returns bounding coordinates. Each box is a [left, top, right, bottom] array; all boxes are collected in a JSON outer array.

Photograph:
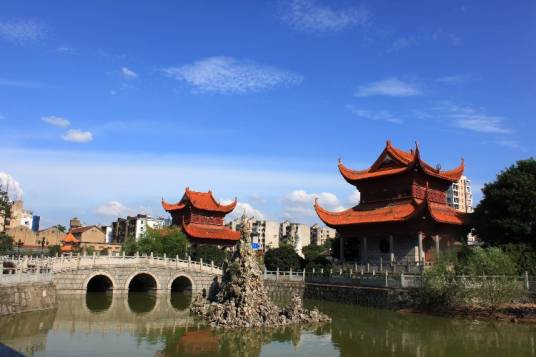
[[128, 292, 157, 313], [86, 292, 113, 312], [170, 292, 192, 311], [0, 295, 534, 357]]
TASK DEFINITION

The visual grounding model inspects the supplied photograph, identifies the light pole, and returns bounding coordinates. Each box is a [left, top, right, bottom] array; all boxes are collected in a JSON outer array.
[[16, 239, 24, 256], [38, 238, 49, 254]]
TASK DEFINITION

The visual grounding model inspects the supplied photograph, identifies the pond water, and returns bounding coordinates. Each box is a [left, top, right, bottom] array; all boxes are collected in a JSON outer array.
[[0, 293, 535, 356]]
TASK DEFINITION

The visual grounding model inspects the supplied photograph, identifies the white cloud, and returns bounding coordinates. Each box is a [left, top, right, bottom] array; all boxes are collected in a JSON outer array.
[[283, 190, 345, 221], [224, 201, 265, 220], [0, 79, 42, 88], [495, 139, 519, 149], [346, 105, 403, 124], [436, 74, 477, 85], [163, 56, 303, 94], [62, 129, 93, 143], [121, 67, 138, 79], [0, 172, 24, 200], [355, 78, 421, 97], [42, 115, 71, 128], [436, 104, 513, 134], [95, 201, 130, 217], [0, 19, 46, 45], [282, 0, 370, 32], [348, 190, 360, 205], [390, 37, 416, 51]]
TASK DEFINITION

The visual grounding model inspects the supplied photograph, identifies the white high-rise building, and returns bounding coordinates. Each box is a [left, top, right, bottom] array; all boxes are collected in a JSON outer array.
[[310, 224, 337, 246], [447, 175, 473, 213]]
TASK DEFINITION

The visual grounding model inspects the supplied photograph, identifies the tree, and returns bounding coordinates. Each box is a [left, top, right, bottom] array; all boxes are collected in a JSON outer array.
[[122, 237, 138, 255], [0, 185, 12, 232], [0, 232, 13, 254], [301, 244, 326, 261], [54, 224, 67, 233], [191, 245, 226, 266], [264, 245, 303, 270], [473, 159, 536, 247], [136, 226, 189, 257]]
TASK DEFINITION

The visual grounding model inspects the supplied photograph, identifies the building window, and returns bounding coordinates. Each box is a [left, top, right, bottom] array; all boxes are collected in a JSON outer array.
[[379, 239, 390, 254]]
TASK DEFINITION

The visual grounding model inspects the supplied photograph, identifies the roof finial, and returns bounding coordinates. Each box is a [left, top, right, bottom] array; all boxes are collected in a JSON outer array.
[[386, 139, 392, 147], [338, 157, 342, 164], [414, 141, 421, 159]]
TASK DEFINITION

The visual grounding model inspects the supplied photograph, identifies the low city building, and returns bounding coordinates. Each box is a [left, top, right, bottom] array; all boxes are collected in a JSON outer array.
[[280, 220, 311, 256], [6, 225, 65, 252], [251, 220, 280, 250]]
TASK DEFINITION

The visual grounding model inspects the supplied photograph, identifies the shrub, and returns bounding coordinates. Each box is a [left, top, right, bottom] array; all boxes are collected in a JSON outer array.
[[191, 245, 226, 266], [48, 244, 61, 256], [305, 256, 332, 271], [0, 232, 13, 254], [264, 245, 303, 270], [501, 243, 536, 275]]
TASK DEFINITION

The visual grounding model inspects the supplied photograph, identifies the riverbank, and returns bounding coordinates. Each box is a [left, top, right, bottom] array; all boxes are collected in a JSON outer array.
[[401, 303, 536, 324], [0, 282, 57, 316]]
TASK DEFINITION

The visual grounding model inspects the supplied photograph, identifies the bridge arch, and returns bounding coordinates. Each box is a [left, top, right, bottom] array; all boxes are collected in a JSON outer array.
[[84, 271, 116, 293], [168, 273, 195, 293], [125, 271, 160, 292]]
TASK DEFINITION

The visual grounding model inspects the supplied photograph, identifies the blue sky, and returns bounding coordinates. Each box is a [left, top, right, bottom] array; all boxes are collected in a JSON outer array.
[[1, 0, 534, 228]]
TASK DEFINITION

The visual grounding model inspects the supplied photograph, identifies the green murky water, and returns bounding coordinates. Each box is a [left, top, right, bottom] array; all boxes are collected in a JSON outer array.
[[0, 293, 535, 356]]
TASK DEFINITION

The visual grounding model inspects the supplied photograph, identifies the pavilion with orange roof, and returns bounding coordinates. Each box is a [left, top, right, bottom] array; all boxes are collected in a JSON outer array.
[[314, 140, 471, 265], [162, 188, 240, 247], [60, 232, 79, 253]]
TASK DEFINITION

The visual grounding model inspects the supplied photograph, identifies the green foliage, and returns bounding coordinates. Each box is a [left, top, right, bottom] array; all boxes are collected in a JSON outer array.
[[301, 244, 332, 270], [473, 158, 536, 247], [501, 243, 536, 275], [0, 232, 13, 254], [136, 227, 189, 257], [191, 245, 226, 266], [302, 244, 326, 261], [122, 237, 138, 255], [421, 248, 526, 308], [54, 224, 67, 233], [0, 185, 12, 231], [48, 244, 61, 256], [86, 246, 95, 255], [305, 256, 332, 271], [264, 245, 303, 270], [456, 246, 517, 276]]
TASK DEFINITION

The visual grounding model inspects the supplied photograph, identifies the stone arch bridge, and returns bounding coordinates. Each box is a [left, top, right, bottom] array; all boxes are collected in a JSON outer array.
[[8, 254, 222, 294]]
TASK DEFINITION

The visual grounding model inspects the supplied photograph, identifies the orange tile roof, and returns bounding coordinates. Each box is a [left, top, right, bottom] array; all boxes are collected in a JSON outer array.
[[315, 196, 468, 227], [63, 232, 78, 243], [162, 187, 237, 213], [182, 222, 240, 241], [339, 140, 464, 183]]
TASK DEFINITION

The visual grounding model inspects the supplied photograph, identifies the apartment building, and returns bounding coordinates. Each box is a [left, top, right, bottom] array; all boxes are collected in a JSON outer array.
[[251, 220, 280, 250], [310, 223, 337, 246], [447, 175, 473, 213], [111, 214, 169, 242]]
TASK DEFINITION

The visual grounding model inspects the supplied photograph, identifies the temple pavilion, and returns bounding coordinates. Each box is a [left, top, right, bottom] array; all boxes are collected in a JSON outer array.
[[162, 188, 240, 247], [314, 140, 471, 265]]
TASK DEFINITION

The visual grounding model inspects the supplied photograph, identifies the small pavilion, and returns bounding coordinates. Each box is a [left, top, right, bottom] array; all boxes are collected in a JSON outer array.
[[162, 188, 240, 247], [314, 140, 470, 265]]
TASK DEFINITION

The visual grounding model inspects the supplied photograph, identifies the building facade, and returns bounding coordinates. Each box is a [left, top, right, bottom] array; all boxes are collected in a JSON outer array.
[[280, 220, 311, 257], [6, 226, 65, 252], [111, 214, 168, 243], [315, 141, 471, 265], [251, 220, 280, 250], [447, 175, 473, 213], [310, 224, 337, 246], [162, 188, 240, 246]]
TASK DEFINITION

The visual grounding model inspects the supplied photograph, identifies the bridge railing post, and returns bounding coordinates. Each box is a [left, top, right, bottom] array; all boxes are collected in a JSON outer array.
[[150, 252, 154, 266], [199, 258, 203, 272], [211, 260, 214, 273], [188, 256, 191, 270], [163, 253, 167, 267], [92, 251, 96, 268]]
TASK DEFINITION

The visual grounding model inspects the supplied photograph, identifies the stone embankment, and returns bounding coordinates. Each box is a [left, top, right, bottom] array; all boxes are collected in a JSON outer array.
[[0, 282, 57, 316]]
